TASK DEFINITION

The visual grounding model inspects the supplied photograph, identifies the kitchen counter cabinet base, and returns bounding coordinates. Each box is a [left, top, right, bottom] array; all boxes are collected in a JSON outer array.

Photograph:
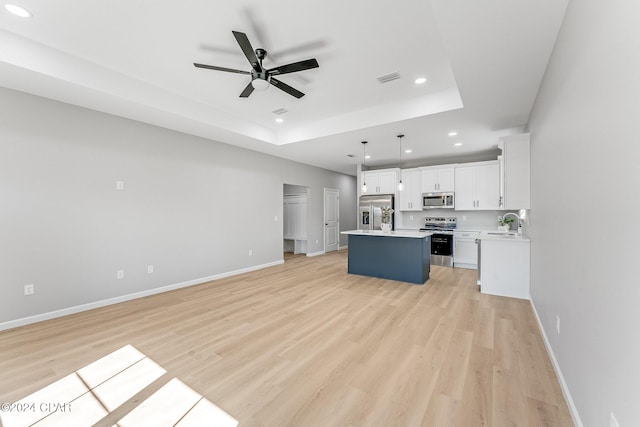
[[480, 239, 530, 299], [346, 234, 430, 284]]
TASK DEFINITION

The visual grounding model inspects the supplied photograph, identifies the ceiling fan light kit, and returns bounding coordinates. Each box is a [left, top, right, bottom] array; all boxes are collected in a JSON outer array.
[[251, 77, 270, 91], [194, 30, 319, 99]]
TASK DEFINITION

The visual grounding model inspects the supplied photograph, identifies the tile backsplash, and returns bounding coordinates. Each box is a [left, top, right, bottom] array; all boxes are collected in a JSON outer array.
[[397, 209, 525, 231]]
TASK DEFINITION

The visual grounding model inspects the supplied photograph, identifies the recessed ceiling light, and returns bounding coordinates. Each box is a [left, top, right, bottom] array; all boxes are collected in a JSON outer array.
[[4, 4, 32, 18], [454, 142, 463, 147], [275, 117, 284, 123], [404, 149, 412, 153], [414, 77, 427, 85], [365, 155, 371, 159], [448, 131, 458, 137]]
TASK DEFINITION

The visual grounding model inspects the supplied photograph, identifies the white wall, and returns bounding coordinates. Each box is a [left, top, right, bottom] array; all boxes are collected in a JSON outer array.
[[527, 0, 640, 425], [0, 87, 356, 327]]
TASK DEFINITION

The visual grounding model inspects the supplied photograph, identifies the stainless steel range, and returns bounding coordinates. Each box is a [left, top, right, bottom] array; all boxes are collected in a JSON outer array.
[[420, 217, 457, 267]]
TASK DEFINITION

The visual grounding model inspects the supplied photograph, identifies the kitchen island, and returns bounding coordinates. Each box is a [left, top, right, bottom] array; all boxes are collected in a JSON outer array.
[[341, 230, 432, 284]]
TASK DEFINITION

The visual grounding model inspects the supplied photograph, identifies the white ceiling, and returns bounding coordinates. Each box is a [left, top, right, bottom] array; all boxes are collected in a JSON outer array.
[[0, 0, 569, 175]]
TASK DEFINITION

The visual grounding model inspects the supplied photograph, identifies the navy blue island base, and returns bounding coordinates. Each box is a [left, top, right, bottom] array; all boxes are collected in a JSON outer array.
[[343, 231, 431, 284]]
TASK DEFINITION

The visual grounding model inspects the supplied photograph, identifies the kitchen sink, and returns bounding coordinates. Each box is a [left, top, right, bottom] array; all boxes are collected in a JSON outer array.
[[486, 232, 518, 236]]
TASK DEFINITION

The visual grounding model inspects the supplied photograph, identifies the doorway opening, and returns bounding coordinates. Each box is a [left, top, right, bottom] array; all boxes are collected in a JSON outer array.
[[283, 184, 309, 260]]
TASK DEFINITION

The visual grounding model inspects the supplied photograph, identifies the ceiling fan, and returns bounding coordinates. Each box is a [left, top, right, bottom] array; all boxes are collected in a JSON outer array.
[[194, 31, 319, 99]]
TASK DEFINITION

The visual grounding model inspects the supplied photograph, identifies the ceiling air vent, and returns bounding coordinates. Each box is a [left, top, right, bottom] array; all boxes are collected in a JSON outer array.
[[376, 72, 400, 84], [272, 108, 288, 115]]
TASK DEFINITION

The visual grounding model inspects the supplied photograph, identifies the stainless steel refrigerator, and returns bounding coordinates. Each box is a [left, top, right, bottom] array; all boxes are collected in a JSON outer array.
[[359, 195, 394, 231]]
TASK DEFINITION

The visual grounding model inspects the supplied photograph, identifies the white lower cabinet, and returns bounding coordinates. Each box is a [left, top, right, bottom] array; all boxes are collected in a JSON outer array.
[[454, 231, 480, 269], [479, 238, 530, 299]]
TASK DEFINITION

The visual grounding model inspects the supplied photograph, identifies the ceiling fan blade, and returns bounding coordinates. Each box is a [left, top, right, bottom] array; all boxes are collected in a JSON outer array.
[[239, 82, 254, 98], [269, 59, 319, 76], [193, 63, 250, 74], [232, 30, 262, 72], [271, 78, 305, 99]]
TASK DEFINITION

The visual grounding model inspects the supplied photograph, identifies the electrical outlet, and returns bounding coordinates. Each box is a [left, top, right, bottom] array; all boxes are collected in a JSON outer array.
[[274, 215, 278, 222], [249, 249, 252, 256], [116, 181, 124, 190], [147, 265, 154, 274], [409, 215, 414, 221], [315, 240, 319, 245], [117, 270, 125, 279], [24, 284, 34, 296], [610, 412, 619, 427], [556, 315, 560, 334], [462, 215, 467, 221]]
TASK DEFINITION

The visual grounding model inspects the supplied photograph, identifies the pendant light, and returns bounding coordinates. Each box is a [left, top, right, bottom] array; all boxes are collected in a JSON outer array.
[[397, 134, 405, 191], [361, 141, 368, 193]]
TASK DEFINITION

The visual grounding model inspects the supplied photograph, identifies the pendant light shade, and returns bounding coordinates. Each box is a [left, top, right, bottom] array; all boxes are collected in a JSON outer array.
[[397, 134, 405, 191], [361, 141, 368, 193]]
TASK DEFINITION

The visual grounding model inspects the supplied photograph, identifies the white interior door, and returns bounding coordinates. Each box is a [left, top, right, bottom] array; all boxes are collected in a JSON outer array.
[[324, 188, 340, 253]]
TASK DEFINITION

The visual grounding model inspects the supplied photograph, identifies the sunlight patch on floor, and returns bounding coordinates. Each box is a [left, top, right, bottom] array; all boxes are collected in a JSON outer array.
[[0, 345, 238, 427], [119, 378, 238, 427]]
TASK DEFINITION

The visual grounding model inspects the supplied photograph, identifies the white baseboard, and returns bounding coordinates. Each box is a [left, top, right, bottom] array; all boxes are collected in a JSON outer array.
[[338, 245, 348, 251], [452, 262, 477, 270], [530, 300, 583, 427], [306, 250, 326, 257], [0, 260, 284, 332]]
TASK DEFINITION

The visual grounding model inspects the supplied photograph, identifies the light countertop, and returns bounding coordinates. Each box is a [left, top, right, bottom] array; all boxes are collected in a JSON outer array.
[[341, 229, 432, 239]]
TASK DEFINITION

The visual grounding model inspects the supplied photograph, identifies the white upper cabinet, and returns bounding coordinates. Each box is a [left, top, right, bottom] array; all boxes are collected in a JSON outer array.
[[499, 133, 530, 209], [398, 168, 423, 211], [376, 170, 398, 194], [454, 166, 476, 210], [454, 161, 500, 210], [362, 169, 399, 194], [421, 166, 455, 193], [476, 163, 500, 209]]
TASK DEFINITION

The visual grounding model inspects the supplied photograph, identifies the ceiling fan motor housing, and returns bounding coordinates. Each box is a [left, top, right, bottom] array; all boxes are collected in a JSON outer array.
[[255, 48, 268, 61]]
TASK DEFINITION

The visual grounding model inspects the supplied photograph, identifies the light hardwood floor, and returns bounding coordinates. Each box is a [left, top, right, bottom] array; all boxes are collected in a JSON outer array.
[[0, 251, 573, 426]]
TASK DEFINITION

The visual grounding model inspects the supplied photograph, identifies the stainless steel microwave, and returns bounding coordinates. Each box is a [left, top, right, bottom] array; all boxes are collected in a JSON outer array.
[[423, 192, 455, 209]]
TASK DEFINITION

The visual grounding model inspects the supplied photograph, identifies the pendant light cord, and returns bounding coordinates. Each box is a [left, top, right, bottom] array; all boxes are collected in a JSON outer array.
[[397, 134, 404, 190], [361, 141, 368, 192]]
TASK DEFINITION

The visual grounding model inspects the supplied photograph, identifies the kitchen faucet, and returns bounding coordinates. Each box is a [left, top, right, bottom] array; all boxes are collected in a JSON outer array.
[[502, 212, 522, 235]]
